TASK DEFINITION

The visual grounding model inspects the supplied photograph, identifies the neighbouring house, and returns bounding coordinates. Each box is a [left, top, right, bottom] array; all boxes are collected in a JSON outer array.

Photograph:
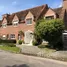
[[0, 0, 67, 45]]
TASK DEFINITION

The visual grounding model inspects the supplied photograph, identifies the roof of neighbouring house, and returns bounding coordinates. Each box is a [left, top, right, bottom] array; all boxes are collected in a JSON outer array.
[[53, 7, 63, 18]]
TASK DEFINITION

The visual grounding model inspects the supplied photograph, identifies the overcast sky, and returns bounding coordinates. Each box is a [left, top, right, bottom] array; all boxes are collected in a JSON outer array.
[[0, 0, 62, 19]]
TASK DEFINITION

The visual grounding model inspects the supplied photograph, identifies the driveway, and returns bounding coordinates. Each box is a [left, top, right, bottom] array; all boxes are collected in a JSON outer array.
[[0, 50, 67, 67]]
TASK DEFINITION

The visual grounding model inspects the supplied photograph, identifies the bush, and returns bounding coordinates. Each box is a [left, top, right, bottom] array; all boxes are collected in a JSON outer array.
[[32, 40, 39, 46], [0, 39, 16, 43], [18, 40, 23, 45], [0, 39, 16, 47], [34, 19, 64, 49]]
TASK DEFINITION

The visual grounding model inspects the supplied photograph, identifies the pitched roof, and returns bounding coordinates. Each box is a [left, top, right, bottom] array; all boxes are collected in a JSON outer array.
[[2, 4, 48, 25], [14, 4, 48, 21], [53, 7, 63, 18]]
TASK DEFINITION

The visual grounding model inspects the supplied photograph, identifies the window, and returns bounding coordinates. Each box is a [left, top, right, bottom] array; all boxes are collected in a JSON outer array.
[[2, 23, 7, 28], [26, 18, 32, 25], [45, 16, 54, 20], [13, 21, 18, 26], [10, 34, 15, 39]]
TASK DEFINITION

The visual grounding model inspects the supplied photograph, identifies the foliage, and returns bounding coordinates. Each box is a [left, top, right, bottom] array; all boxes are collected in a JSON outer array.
[[0, 39, 16, 43], [32, 40, 39, 46], [18, 40, 24, 45], [34, 19, 64, 49], [19, 30, 24, 36]]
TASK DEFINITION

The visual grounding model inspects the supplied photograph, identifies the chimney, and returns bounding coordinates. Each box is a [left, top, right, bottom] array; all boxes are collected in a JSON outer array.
[[63, 0, 67, 9], [2, 14, 10, 19]]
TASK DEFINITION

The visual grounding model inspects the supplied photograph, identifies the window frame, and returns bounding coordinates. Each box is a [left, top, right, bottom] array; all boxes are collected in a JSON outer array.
[[10, 34, 15, 39], [26, 18, 32, 25], [45, 15, 54, 20], [2, 23, 7, 28], [12, 20, 19, 27]]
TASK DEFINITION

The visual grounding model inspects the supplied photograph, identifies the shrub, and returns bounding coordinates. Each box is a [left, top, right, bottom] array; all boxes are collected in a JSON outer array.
[[0, 39, 16, 43], [18, 40, 22, 45], [34, 19, 64, 49], [32, 40, 39, 46]]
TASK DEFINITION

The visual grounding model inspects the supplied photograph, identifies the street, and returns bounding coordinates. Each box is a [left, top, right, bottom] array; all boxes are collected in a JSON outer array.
[[0, 50, 67, 67]]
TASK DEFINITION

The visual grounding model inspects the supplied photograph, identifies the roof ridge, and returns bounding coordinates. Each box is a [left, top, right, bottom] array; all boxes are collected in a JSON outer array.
[[12, 4, 47, 15]]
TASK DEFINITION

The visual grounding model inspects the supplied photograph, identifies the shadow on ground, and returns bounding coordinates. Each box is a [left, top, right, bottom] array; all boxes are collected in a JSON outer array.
[[6, 64, 29, 67]]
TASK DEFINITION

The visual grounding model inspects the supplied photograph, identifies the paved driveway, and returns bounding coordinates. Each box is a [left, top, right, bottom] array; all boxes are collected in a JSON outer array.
[[0, 50, 67, 67]]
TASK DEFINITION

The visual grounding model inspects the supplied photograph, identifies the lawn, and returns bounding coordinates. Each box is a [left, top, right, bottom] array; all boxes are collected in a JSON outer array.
[[0, 46, 21, 53]]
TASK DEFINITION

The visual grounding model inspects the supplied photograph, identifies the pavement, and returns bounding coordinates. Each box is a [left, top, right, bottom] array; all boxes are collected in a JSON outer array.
[[0, 50, 67, 67]]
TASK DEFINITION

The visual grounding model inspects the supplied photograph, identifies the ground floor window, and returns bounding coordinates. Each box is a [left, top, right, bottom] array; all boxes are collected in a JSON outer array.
[[10, 34, 15, 39]]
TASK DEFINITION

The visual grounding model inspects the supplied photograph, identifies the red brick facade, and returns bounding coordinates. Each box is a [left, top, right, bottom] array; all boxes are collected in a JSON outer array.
[[0, 0, 67, 41]]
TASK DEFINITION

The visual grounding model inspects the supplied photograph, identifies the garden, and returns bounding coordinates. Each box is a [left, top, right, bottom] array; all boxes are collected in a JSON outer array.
[[0, 39, 21, 53]]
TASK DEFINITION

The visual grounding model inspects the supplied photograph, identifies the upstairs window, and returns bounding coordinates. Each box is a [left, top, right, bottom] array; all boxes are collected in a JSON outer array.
[[26, 18, 32, 25], [13, 21, 18, 26], [45, 16, 54, 20], [10, 34, 15, 39], [2, 23, 7, 28]]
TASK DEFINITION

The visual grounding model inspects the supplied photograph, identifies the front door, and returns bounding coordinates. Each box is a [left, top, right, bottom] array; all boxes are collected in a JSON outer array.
[[24, 31, 33, 44]]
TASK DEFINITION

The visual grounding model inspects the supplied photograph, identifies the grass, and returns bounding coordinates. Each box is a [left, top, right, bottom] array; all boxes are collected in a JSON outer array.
[[0, 45, 21, 53], [38, 45, 56, 53]]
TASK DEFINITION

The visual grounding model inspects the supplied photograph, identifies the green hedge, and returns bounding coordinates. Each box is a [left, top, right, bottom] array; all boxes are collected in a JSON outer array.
[[0, 39, 16, 43]]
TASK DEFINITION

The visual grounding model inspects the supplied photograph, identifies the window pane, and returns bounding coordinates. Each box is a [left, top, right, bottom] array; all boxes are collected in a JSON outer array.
[[2, 23, 7, 28], [46, 16, 54, 20], [10, 34, 15, 39], [13, 21, 18, 26], [26, 18, 32, 24]]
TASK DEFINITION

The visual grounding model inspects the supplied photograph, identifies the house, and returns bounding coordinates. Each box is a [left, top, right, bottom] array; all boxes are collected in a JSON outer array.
[[0, 0, 67, 44]]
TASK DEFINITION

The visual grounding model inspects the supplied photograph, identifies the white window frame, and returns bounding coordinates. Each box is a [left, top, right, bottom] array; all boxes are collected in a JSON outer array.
[[10, 34, 15, 39], [12, 20, 19, 27], [2, 23, 7, 28]]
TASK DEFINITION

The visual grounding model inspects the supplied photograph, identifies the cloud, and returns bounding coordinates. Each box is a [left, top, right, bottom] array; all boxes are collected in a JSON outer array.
[[58, 2, 62, 7]]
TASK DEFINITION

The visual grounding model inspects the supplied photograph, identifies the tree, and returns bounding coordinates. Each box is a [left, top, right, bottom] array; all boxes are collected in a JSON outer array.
[[34, 19, 64, 49], [18, 30, 24, 36]]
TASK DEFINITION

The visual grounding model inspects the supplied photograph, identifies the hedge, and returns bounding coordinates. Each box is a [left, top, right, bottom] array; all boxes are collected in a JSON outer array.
[[0, 39, 16, 43]]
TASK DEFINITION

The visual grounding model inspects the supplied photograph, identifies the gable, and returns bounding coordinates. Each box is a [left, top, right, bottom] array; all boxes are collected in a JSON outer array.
[[45, 8, 56, 16], [2, 18, 7, 24], [25, 11, 34, 20], [12, 15, 19, 22]]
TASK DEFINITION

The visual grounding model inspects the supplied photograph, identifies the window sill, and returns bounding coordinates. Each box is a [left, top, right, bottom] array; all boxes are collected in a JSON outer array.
[[26, 24, 32, 25]]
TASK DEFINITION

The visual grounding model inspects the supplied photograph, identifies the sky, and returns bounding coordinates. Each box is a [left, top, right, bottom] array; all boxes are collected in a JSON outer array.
[[0, 0, 63, 19]]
